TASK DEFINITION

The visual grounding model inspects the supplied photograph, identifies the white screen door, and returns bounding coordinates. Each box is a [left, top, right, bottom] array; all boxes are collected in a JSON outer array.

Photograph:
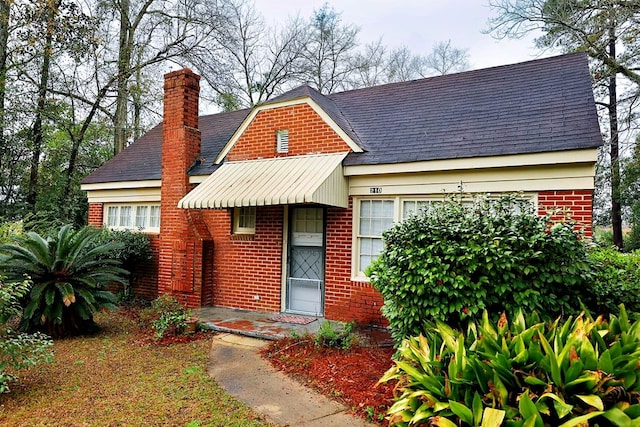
[[286, 207, 324, 315]]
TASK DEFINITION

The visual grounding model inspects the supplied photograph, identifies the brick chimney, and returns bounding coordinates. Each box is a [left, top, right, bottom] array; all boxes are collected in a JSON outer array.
[[158, 68, 209, 307]]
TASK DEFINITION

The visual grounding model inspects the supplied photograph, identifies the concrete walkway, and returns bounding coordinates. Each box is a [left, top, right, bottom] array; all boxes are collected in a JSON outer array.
[[208, 333, 377, 427]]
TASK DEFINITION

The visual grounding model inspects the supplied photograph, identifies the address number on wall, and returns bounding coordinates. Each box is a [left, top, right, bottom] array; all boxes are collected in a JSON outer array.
[[369, 187, 382, 194]]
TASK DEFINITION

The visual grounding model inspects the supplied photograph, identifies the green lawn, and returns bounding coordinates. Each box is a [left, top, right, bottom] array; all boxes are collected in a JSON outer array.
[[0, 310, 275, 427]]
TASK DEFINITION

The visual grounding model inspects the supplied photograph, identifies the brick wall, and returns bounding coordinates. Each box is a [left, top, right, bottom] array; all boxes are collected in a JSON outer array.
[[88, 203, 103, 226], [227, 104, 351, 162], [202, 207, 283, 312], [130, 235, 160, 300], [538, 190, 594, 237], [325, 199, 386, 326]]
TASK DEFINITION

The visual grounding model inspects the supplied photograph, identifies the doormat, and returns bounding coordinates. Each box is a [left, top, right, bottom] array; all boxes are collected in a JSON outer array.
[[270, 314, 317, 325]]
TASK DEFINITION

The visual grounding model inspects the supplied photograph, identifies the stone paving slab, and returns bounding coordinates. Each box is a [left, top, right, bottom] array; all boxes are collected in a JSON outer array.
[[208, 334, 377, 427]]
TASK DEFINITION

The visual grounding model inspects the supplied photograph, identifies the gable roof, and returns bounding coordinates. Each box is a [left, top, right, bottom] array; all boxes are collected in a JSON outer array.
[[82, 52, 601, 185]]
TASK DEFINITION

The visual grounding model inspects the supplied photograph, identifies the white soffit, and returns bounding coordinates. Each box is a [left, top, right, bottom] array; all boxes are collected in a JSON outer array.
[[178, 153, 349, 209]]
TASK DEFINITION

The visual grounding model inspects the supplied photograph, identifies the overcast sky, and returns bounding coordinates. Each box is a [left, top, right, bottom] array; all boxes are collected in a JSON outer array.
[[252, 0, 550, 71]]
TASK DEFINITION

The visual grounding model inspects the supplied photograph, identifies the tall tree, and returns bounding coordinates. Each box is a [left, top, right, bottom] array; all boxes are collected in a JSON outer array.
[[0, 0, 10, 144], [299, 3, 359, 93], [188, 0, 308, 109], [350, 39, 387, 87], [98, 0, 228, 153], [424, 39, 470, 75], [488, 0, 640, 249]]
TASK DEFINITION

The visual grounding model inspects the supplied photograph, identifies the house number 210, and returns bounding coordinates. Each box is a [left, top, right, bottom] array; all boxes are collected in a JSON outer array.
[[369, 187, 382, 194]]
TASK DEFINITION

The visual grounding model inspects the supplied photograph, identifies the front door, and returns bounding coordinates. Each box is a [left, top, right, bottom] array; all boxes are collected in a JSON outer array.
[[286, 207, 325, 316]]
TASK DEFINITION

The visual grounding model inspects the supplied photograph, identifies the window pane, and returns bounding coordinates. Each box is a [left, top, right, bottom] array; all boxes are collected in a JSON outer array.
[[119, 206, 132, 227], [359, 200, 393, 237], [149, 206, 160, 228], [135, 206, 148, 228], [107, 206, 118, 227], [238, 207, 256, 229], [359, 218, 370, 235], [403, 200, 433, 220], [359, 237, 383, 272], [358, 199, 395, 273]]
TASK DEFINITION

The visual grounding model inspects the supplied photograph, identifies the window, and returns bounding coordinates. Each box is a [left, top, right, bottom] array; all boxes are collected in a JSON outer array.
[[104, 204, 160, 232], [233, 207, 256, 234], [276, 130, 289, 153], [353, 194, 537, 278], [357, 199, 394, 274]]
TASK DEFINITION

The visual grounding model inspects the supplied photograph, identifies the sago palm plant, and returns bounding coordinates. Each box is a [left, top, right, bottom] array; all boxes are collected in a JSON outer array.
[[0, 225, 127, 337]]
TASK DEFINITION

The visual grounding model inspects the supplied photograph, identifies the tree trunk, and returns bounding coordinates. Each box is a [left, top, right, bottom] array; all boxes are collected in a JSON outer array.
[[113, 0, 131, 155], [27, 1, 59, 214], [0, 0, 9, 138], [0, 0, 10, 189], [608, 24, 623, 249]]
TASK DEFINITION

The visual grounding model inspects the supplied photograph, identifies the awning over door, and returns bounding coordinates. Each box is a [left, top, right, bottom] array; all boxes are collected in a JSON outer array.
[[178, 152, 349, 209]]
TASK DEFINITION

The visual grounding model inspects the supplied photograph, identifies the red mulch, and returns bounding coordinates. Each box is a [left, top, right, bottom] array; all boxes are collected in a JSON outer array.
[[261, 337, 397, 425]]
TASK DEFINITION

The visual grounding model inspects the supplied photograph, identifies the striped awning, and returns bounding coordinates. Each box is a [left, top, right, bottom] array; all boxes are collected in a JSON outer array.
[[178, 153, 349, 209]]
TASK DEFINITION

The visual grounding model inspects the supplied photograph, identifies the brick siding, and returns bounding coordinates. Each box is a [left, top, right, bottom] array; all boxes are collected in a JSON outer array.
[[227, 104, 351, 162], [202, 207, 283, 312], [538, 190, 594, 237], [88, 203, 103, 226]]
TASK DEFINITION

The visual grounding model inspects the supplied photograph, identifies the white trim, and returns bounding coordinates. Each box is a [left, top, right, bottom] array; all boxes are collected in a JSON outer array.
[[189, 175, 208, 184], [280, 205, 289, 312], [214, 97, 362, 164], [276, 129, 289, 153], [343, 149, 597, 176], [81, 180, 161, 191]]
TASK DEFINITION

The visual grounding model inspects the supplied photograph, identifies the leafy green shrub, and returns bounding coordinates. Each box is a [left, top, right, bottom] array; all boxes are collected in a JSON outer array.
[[367, 195, 591, 344], [593, 227, 614, 247], [0, 277, 53, 393], [587, 246, 640, 318], [314, 320, 357, 349], [90, 228, 153, 298], [0, 221, 23, 244], [0, 225, 127, 337], [380, 307, 640, 426], [143, 295, 193, 339]]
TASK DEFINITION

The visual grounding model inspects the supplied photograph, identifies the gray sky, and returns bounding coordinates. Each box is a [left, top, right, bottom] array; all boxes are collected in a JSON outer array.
[[253, 0, 549, 70]]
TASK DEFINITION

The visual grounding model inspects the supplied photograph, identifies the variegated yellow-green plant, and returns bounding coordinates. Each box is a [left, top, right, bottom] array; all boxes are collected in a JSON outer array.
[[379, 306, 640, 426]]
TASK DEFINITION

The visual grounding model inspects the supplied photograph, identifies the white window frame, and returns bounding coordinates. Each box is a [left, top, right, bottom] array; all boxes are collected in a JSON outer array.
[[104, 203, 160, 233], [352, 194, 537, 280], [233, 207, 257, 234]]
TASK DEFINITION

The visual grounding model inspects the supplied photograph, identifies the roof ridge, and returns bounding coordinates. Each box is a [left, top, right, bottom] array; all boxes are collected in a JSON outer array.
[[330, 51, 586, 98]]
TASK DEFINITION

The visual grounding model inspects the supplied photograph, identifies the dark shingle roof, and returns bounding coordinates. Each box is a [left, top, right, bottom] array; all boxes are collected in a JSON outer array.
[[83, 52, 601, 184], [335, 52, 602, 166], [82, 108, 250, 184]]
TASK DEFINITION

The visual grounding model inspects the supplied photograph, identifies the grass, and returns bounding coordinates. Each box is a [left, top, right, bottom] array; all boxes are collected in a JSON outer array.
[[0, 309, 275, 427]]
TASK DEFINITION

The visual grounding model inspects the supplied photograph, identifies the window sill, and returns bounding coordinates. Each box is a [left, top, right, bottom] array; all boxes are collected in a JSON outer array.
[[230, 234, 255, 241]]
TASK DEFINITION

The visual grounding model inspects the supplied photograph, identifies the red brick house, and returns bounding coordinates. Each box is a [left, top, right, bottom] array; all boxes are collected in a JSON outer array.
[[81, 52, 602, 325]]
